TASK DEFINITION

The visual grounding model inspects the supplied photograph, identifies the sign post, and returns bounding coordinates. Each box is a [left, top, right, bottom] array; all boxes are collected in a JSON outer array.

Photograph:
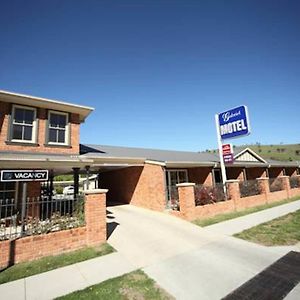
[[215, 105, 251, 194]]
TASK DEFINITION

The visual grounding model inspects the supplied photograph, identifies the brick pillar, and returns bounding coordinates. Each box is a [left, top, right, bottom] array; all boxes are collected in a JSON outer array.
[[176, 183, 195, 221], [256, 177, 270, 203], [84, 189, 108, 246], [279, 176, 291, 198], [226, 180, 240, 210]]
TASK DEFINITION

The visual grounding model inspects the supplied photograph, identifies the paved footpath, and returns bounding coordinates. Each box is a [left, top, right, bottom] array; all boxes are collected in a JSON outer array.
[[1, 199, 300, 300], [205, 199, 300, 235]]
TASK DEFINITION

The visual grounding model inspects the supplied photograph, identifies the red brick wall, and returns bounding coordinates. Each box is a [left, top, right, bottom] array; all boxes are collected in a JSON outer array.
[[226, 167, 245, 180], [188, 167, 213, 185], [0, 191, 106, 269], [246, 168, 267, 180], [268, 167, 284, 178], [101, 163, 166, 211], [285, 167, 298, 177], [0, 101, 80, 154], [174, 177, 300, 221]]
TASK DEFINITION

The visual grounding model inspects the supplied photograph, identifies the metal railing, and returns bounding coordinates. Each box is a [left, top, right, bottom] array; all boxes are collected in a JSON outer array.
[[166, 186, 179, 210], [269, 178, 284, 192], [239, 180, 260, 198], [0, 195, 85, 241], [290, 177, 300, 189], [194, 183, 226, 206]]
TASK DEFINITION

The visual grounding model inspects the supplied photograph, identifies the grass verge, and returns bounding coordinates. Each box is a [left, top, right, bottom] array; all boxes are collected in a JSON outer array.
[[234, 209, 300, 246], [193, 196, 300, 227], [56, 270, 173, 300], [0, 243, 115, 284]]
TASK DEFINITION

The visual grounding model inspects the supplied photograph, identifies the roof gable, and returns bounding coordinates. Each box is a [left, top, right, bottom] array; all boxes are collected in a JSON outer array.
[[234, 147, 267, 163]]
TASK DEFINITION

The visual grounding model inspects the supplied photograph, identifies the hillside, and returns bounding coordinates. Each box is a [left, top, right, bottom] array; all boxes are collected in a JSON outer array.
[[205, 143, 300, 162]]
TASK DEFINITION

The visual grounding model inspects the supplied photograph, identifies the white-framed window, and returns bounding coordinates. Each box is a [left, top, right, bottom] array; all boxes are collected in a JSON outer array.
[[48, 111, 69, 145], [166, 169, 188, 187], [11, 105, 37, 143]]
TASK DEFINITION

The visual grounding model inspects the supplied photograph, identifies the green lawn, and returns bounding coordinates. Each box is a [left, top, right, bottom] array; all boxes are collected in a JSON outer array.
[[193, 196, 300, 227], [56, 270, 173, 300], [0, 243, 114, 284], [234, 210, 300, 246]]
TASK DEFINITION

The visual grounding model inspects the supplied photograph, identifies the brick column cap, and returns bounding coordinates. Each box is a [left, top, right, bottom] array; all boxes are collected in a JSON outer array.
[[278, 175, 289, 178], [226, 179, 240, 183], [256, 177, 269, 180], [84, 189, 108, 195], [176, 182, 195, 187]]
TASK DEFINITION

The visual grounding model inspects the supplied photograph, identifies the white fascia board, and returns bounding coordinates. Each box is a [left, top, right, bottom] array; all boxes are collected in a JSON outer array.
[[165, 161, 215, 168], [145, 160, 166, 166]]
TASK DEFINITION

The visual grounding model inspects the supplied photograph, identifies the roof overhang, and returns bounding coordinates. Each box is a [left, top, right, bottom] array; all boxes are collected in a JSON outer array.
[[0, 90, 94, 123]]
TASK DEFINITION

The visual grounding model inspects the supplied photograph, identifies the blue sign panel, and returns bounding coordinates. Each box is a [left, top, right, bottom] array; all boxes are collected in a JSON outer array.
[[218, 105, 250, 140]]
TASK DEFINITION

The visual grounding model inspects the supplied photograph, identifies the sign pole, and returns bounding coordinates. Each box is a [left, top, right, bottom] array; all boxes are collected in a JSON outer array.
[[215, 114, 227, 195]]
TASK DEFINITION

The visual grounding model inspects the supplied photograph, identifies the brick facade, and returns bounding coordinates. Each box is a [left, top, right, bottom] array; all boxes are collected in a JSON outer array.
[[0, 189, 107, 269], [226, 167, 245, 181], [246, 168, 267, 180], [188, 167, 213, 185], [101, 162, 166, 211], [0, 101, 80, 154]]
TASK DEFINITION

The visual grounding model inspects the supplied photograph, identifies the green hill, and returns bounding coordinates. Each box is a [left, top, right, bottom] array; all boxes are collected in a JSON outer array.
[[241, 144, 300, 162], [205, 143, 300, 162]]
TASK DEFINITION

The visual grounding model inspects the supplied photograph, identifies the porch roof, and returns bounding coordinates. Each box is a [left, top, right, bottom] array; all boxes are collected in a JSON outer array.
[[0, 152, 93, 174]]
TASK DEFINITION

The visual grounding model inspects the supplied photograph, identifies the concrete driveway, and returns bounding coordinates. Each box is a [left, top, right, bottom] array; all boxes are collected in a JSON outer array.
[[107, 204, 296, 300]]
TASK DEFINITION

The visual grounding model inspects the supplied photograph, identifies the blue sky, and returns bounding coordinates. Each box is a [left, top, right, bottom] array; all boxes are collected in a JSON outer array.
[[0, 0, 299, 151]]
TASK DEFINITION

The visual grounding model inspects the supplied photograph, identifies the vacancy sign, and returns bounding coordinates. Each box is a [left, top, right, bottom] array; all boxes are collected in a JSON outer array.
[[218, 105, 250, 140], [0, 170, 49, 182], [222, 144, 234, 164]]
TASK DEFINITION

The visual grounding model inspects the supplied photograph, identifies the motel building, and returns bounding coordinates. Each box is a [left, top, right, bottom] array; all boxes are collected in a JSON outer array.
[[0, 90, 300, 240]]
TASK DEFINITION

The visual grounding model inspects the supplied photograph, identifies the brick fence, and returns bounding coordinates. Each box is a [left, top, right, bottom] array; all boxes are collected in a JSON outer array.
[[0, 189, 107, 269], [173, 175, 300, 221]]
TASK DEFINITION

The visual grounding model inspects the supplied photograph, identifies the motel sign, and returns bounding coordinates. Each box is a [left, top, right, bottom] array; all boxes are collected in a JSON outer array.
[[218, 105, 250, 140]]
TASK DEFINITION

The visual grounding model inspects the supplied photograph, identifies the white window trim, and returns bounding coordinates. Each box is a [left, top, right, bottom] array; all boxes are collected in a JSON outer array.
[[10, 104, 37, 143], [47, 110, 70, 146]]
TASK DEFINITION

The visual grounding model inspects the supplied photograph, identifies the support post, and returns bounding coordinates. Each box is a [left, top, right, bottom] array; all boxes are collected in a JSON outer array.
[[73, 167, 80, 199], [21, 182, 27, 237], [85, 165, 90, 190]]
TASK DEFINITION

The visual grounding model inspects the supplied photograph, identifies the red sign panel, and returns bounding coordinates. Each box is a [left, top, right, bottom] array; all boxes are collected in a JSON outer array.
[[222, 144, 233, 155]]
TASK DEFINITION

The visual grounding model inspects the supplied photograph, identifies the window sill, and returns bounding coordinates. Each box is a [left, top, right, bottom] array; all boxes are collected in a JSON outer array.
[[44, 144, 72, 149], [5, 141, 39, 147]]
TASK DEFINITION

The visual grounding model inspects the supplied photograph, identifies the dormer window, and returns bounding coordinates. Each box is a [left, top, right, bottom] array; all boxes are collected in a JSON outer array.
[[48, 111, 69, 145], [11, 105, 37, 143]]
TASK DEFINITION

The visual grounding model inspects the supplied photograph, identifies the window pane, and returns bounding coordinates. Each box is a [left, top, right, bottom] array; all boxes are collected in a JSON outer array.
[[12, 124, 23, 139], [178, 171, 187, 183], [14, 108, 24, 123], [23, 126, 33, 140], [50, 113, 59, 127], [24, 109, 34, 124], [49, 128, 57, 142], [58, 130, 65, 143], [58, 115, 66, 128]]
